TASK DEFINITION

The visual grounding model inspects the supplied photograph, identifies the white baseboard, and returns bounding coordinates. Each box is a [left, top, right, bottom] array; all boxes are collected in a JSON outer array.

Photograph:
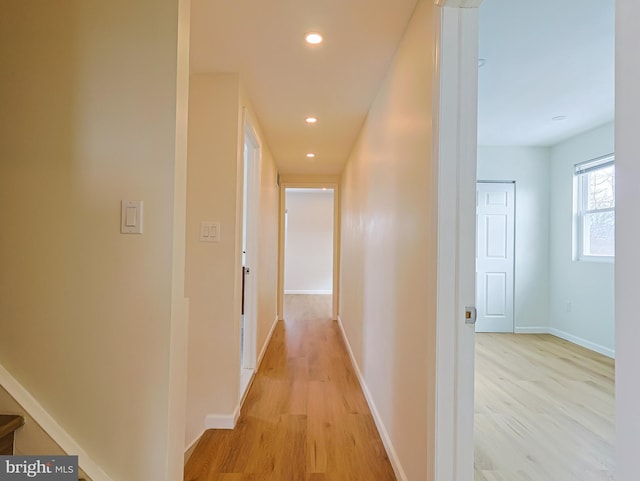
[[257, 316, 279, 367], [205, 411, 239, 430], [514, 326, 551, 334], [549, 328, 615, 358], [0, 363, 112, 481], [203, 315, 280, 433], [184, 434, 200, 465], [239, 368, 254, 400], [284, 290, 332, 295], [336, 316, 408, 481], [241, 315, 279, 407], [509, 326, 614, 358]]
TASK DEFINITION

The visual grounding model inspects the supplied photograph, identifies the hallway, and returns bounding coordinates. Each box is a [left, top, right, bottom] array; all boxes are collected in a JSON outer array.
[[184, 298, 397, 481]]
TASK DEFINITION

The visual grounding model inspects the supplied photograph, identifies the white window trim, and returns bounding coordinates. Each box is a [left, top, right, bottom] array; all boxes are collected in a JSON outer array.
[[575, 153, 615, 262]]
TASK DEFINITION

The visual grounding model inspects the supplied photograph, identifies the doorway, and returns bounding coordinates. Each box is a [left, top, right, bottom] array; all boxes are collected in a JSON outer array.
[[277, 181, 340, 322], [283, 188, 334, 321], [240, 120, 260, 396], [471, 0, 615, 478], [475, 181, 515, 333], [435, 2, 625, 481]]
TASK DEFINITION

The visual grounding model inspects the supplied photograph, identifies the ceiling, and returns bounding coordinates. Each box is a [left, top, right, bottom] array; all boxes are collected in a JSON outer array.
[[190, 0, 418, 175], [478, 0, 615, 146], [190, 0, 615, 176]]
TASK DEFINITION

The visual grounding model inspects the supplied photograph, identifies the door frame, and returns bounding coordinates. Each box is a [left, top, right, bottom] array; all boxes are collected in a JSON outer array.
[[277, 177, 341, 321], [241, 114, 261, 381], [435, 2, 640, 481], [433, 3, 481, 481]]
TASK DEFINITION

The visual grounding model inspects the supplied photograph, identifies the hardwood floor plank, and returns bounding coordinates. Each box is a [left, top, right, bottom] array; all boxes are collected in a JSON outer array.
[[185, 296, 396, 481], [475, 333, 615, 481]]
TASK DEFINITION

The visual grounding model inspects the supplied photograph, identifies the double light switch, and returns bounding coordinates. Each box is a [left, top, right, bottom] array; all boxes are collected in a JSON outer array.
[[200, 222, 220, 242]]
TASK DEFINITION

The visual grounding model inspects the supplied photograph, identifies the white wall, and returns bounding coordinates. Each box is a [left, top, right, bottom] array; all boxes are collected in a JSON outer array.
[[0, 1, 187, 480], [285, 190, 334, 294], [477, 147, 551, 332], [340, 2, 437, 479], [616, 0, 640, 475], [477, 125, 615, 357], [184, 74, 279, 448], [549, 122, 615, 356]]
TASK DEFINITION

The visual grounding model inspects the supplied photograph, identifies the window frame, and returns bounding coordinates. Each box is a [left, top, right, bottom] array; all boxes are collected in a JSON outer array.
[[575, 153, 615, 262]]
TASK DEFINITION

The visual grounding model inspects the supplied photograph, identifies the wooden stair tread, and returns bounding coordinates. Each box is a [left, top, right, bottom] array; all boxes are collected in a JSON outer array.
[[0, 415, 85, 480], [0, 415, 24, 439]]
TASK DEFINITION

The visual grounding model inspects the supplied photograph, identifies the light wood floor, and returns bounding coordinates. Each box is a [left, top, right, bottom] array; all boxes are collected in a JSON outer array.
[[184, 297, 396, 481], [475, 333, 615, 481], [283, 294, 332, 321]]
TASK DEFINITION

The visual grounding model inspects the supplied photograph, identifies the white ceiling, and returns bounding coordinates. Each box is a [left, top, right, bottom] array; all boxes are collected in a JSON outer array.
[[190, 0, 418, 175], [478, 0, 615, 146], [190, 0, 615, 176]]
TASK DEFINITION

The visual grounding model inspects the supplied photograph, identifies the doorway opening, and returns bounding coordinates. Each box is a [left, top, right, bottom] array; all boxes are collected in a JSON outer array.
[[473, 1, 615, 478], [282, 187, 335, 321]]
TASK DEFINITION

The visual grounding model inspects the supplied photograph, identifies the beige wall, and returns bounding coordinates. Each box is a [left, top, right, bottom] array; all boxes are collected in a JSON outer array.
[[284, 190, 334, 294], [185, 74, 242, 445], [255, 131, 280, 359], [339, 1, 437, 480], [0, 1, 186, 480], [184, 74, 279, 447]]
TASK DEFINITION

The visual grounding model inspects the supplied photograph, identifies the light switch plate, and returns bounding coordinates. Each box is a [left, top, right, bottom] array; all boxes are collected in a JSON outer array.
[[200, 221, 220, 242], [121, 200, 143, 234]]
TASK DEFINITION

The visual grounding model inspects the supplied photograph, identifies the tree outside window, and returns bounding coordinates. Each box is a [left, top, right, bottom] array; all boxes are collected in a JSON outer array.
[[576, 155, 615, 259]]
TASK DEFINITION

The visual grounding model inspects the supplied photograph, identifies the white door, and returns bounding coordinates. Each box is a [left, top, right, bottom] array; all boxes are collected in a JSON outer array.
[[476, 182, 515, 332]]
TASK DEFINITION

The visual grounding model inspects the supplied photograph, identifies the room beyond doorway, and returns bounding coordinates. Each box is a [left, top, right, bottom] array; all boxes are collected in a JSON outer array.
[[283, 188, 334, 321]]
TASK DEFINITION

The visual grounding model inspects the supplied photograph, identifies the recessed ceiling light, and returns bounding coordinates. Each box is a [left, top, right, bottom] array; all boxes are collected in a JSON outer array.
[[305, 32, 323, 45], [552, 115, 567, 121], [306, 153, 315, 158], [305, 116, 318, 124], [478, 58, 487, 68]]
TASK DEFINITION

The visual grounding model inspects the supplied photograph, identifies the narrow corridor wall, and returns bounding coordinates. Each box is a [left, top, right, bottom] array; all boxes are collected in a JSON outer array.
[[185, 74, 242, 446], [185, 74, 279, 448], [339, 1, 438, 479]]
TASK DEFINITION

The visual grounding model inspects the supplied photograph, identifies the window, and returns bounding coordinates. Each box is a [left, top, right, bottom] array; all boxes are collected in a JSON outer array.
[[575, 154, 615, 260]]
